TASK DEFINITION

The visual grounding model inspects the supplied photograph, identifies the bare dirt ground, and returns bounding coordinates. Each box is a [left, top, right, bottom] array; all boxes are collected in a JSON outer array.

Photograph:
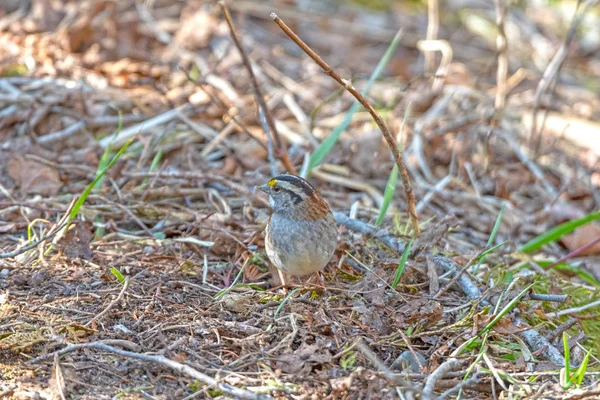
[[1, 1, 599, 399]]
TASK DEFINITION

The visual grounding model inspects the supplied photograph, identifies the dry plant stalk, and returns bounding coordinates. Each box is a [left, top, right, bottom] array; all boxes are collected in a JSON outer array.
[[529, 0, 599, 152], [271, 13, 420, 235], [494, 0, 508, 111], [219, 2, 296, 175], [425, 0, 440, 74]]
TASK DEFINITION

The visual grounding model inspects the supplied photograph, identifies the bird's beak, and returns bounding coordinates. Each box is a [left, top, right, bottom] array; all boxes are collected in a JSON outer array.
[[258, 184, 270, 194]]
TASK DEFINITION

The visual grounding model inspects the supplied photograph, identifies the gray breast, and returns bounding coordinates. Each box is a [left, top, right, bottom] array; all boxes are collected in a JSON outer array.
[[265, 213, 337, 276]]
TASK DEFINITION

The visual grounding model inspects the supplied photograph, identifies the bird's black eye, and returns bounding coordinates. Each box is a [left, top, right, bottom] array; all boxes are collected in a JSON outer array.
[[272, 187, 281, 193]]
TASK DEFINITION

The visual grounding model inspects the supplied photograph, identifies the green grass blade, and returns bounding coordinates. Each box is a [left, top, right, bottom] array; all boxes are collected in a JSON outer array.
[[525, 260, 600, 286], [214, 259, 249, 300], [487, 204, 505, 247], [563, 332, 571, 387], [274, 288, 299, 318], [474, 204, 505, 273], [391, 236, 413, 288], [375, 104, 410, 226], [518, 210, 600, 253], [475, 241, 508, 263], [110, 267, 126, 284], [94, 111, 123, 191], [142, 149, 164, 186], [70, 138, 135, 220], [308, 28, 403, 172], [574, 350, 592, 386], [376, 165, 399, 226], [477, 282, 535, 337]]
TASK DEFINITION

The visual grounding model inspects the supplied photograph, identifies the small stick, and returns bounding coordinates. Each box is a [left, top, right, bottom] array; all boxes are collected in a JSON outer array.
[[271, 13, 419, 235], [546, 299, 600, 318], [433, 246, 487, 300], [220, 2, 296, 175], [85, 277, 130, 327], [528, 293, 569, 303], [545, 318, 577, 342], [37, 120, 86, 145], [0, 219, 69, 259], [28, 342, 271, 400], [259, 107, 278, 177], [432, 255, 489, 306], [355, 339, 399, 383], [332, 212, 406, 254], [425, 0, 439, 74], [438, 372, 482, 400], [422, 358, 461, 400], [544, 235, 600, 270], [529, 0, 598, 152], [494, 0, 508, 112], [54, 354, 67, 400], [0, 196, 76, 259], [515, 317, 566, 367], [397, 330, 424, 371]]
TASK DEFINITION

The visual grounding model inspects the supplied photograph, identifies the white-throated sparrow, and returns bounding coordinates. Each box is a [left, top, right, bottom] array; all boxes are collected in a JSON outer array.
[[259, 173, 337, 284]]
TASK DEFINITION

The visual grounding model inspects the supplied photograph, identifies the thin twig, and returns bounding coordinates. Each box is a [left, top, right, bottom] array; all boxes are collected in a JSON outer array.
[[433, 246, 488, 300], [546, 299, 600, 318], [528, 293, 569, 303], [85, 277, 130, 327], [98, 103, 194, 149], [515, 317, 566, 366], [417, 39, 452, 95], [545, 318, 577, 342], [494, 0, 508, 111], [355, 339, 400, 383], [438, 372, 482, 400], [219, 2, 295, 175], [180, 67, 268, 152], [123, 171, 268, 206], [54, 354, 67, 400], [37, 120, 86, 145], [562, 388, 600, 400], [333, 212, 406, 254], [423, 358, 461, 400], [545, 235, 600, 270], [0, 219, 70, 259], [259, 106, 278, 177], [425, 0, 439, 74], [529, 0, 598, 152], [27, 342, 271, 400], [271, 13, 419, 235], [432, 256, 489, 305]]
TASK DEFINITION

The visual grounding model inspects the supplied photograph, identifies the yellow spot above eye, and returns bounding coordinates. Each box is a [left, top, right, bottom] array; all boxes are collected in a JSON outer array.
[[267, 178, 277, 187]]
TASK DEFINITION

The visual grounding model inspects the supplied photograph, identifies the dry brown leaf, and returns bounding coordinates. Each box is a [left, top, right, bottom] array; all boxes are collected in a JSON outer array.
[[413, 214, 459, 252], [477, 315, 521, 335], [275, 343, 332, 375], [0, 223, 17, 233], [561, 224, 600, 256], [395, 298, 442, 329], [348, 266, 387, 307], [7, 156, 62, 196], [352, 299, 388, 334], [174, 8, 221, 50], [56, 221, 94, 260]]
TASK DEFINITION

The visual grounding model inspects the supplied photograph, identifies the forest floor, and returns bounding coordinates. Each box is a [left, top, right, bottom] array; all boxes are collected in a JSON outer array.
[[1, 1, 599, 399]]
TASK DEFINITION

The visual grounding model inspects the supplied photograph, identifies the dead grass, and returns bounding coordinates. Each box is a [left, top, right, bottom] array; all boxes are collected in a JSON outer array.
[[1, 1, 599, 399]]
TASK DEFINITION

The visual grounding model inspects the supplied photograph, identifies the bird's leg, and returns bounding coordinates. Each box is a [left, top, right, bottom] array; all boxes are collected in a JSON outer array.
[[316, 271, 325, 287], [277, 269, 288, 290]]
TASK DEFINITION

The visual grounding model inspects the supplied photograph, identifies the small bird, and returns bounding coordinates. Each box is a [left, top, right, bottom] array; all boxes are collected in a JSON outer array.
[[259, 173, 337, 286]]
